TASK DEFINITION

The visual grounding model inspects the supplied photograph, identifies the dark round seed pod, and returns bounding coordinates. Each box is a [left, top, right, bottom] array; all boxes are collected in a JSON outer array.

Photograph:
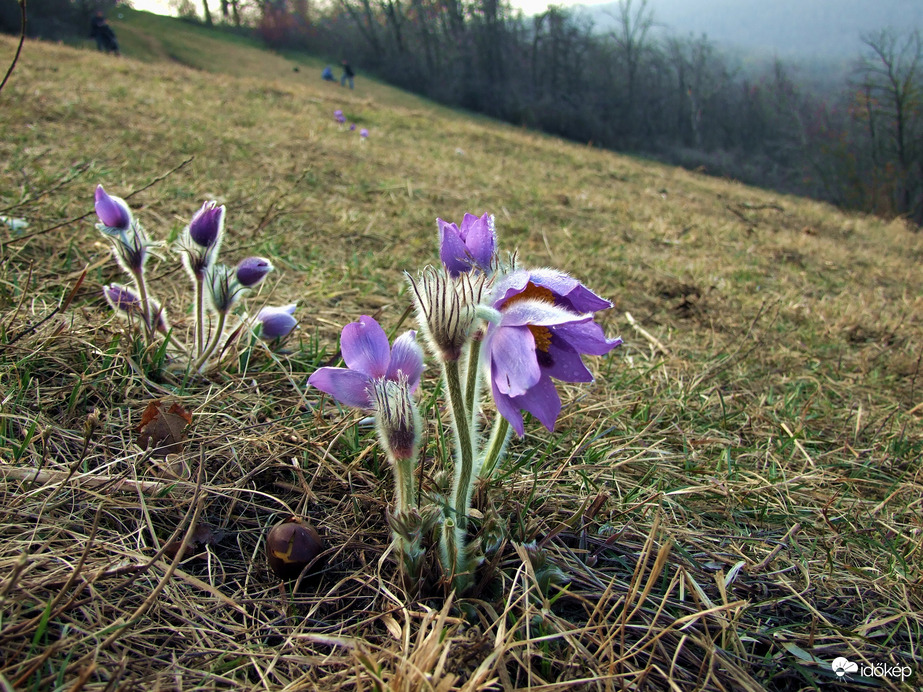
[[266, 516, 324, 580]]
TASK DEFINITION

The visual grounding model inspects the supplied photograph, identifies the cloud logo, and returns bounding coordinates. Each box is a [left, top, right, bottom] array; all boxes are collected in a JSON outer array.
[[832, 657, 858, 677]]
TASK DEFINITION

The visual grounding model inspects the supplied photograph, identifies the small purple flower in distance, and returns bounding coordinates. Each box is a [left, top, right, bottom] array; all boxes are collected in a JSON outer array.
[[438, 213, 496, 277], [308, 316, 424, 410], [334, 109, 346, 124], [481, 269, 622, 436], [257, 303, 298, 339], [188, 201, 225, 248], [349, 123, 356, 131], [360, 128, 369, 138], [236, 257, 273, 287], [94, 185, 132, 232]]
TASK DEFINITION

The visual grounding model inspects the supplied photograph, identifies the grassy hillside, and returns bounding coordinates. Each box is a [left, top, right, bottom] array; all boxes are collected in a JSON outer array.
[[1, 11, 921, 690]]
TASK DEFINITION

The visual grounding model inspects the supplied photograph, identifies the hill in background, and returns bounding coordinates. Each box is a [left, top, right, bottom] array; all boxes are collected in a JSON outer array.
[[577, 0, 923, 66]]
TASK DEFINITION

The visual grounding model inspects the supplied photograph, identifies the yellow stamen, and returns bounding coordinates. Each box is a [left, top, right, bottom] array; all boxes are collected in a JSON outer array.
[[529, 324, 553, 352], [503, 282, 555, 308]]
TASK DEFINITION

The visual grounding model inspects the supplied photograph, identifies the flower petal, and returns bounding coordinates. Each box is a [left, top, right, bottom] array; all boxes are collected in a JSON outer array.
[[438, 219, 471, 276], [94, 184, 132, 231], [516, 374, 562, 432], [308, 367, 373, 409], [489, 270, 531, 307], [459, 212, 495, 269], [386, 330, 424, 390], [499, 299, 592, 329], [189, 201, 225, 248], [541, 339, 595, 383], [491, 373, 526, 437], [485, 323, 541, 396], [341, 315, 390, 378], [527, 268, 613, 313], [552, 320, 623, 356], [491, 269, 612, 313]]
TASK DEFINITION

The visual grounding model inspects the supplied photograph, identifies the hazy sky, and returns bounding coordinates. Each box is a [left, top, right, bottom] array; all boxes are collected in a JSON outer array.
[[129, 0, 608, 19]]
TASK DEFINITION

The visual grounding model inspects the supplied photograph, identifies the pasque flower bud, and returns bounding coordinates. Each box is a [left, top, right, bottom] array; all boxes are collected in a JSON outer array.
[[94, 185, 132, 232], [236, 257, 273, 287]]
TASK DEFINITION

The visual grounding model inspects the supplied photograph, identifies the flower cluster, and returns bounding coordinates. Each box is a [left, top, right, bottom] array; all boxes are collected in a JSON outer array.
[[333, 110, 370, 139], [94, 185, 297, 371], [308, 211, 621, 593]]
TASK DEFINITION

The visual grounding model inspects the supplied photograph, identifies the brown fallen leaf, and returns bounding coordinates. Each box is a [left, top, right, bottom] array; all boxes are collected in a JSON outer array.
[[163, 522, 217, 561], [137, 400, 192, 457]]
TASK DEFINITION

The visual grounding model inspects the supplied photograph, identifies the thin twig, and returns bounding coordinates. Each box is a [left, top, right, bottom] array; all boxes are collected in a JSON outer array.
[[1, 156, 194, 248], [3, 265, 87, 347], [624, 311, 670, 356], [0, 0, 26, 96]]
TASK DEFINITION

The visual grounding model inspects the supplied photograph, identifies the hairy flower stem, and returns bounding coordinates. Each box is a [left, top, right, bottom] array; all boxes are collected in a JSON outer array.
[[192, 309, 227, 372], [443, 358, 477, 590], [130, 268, 155, 347], [478, 415, 511, 482], [380, 440, 422, 582], [463, 338, 481, 426], [194, 274, 206, 357]]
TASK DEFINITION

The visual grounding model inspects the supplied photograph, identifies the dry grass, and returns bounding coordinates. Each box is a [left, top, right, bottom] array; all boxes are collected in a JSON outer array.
[[0, 12, 921, 691]]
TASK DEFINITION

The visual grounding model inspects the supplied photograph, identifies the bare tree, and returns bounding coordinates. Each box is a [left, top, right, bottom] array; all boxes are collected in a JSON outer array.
[[202, 0, 214, 25], [606, 0, 654, 138], [854, 29, 923, 221]]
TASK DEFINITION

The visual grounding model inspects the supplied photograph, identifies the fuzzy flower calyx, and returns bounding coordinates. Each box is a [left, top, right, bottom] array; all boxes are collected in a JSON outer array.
[[372, 375, 421, 461], [308, 316, 424, 410], [407, 266, 486, 362], [206, 265, 243, 313], [438, 213, 496, 277], [482, 269, 622, 436]]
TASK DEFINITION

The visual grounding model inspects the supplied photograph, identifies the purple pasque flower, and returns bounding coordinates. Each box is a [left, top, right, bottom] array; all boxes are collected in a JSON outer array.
[[359, 128, 369, 138], [334, 109, 346, 124], [308, 315, 424, 410], [188, 200, 225, 249], [94, 185, 132, 232], [236, 257, 273, 287], [438, 213, 496, 277], [94, 186, 153, 273], [349, 123, 356, 131], [103, 283, 141, 313], [256, 303, 297, 339], [482, 269, 622, 436], [181, 201, 226, 280], [103, 283, 169, 333]]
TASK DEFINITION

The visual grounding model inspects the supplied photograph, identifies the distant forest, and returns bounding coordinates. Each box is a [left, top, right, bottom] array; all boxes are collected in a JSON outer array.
[[5, 0, 922, 225]]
